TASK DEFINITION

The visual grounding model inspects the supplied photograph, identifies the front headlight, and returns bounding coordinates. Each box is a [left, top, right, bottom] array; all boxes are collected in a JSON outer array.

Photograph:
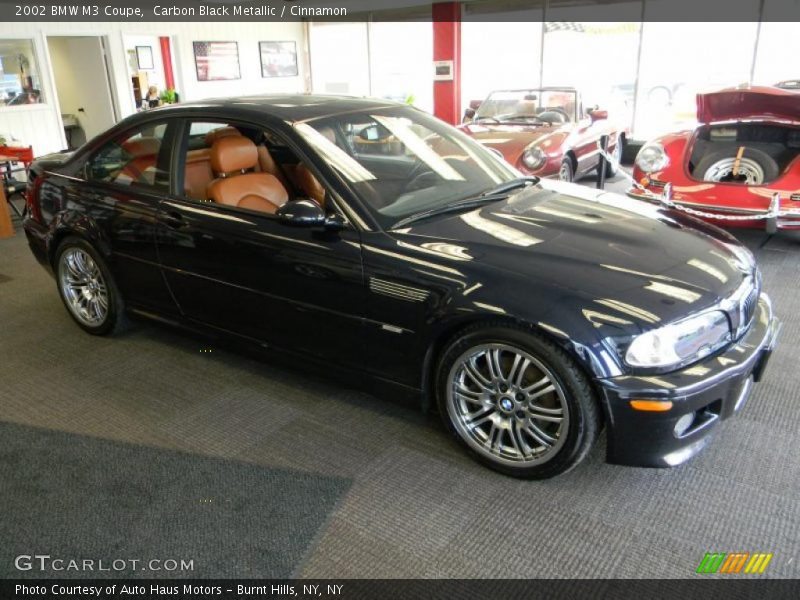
[[635, 143, 669, 173], [625, 311, 731, 369], [522, 145, 546, 170]]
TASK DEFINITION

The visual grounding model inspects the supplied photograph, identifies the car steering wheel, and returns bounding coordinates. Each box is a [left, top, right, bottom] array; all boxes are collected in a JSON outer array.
[[405, 161, 438, 193], [545, 107, 570, 122]]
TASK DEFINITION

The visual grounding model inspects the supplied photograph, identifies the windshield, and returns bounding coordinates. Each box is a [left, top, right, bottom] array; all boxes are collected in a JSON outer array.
[[294, 106, 518, 229], [475, 89, 578, 124]]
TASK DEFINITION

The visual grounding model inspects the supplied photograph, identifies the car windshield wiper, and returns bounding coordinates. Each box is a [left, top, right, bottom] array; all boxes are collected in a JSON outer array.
[[391, 194, 510, 230], [391, 177, 539, 230], [479, 176, 539, 198]]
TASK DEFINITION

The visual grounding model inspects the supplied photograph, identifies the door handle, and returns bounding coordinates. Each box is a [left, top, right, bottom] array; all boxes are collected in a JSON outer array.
[[161, 211, 185, 229]]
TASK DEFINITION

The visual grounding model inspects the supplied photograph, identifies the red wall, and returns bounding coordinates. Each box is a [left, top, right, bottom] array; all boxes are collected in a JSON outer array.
[[432, 2, 461, 125]]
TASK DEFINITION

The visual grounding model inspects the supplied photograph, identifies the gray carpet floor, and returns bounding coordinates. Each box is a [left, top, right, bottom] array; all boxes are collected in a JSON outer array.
[[1, 189, 798, 579]]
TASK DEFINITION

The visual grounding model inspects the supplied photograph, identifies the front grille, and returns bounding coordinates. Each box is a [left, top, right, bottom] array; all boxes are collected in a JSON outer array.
[[730, 272, 760, 338], [741, 284, 759, 328]]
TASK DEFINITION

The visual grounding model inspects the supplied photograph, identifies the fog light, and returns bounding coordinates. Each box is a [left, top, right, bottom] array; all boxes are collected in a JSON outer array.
[[674, 413, 695, 437]]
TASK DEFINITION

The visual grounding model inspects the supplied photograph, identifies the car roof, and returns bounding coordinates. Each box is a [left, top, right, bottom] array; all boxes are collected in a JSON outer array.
[[148, 94, 402, 123]]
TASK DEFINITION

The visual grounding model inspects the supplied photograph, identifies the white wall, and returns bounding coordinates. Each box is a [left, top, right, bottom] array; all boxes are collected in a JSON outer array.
[[47, 36, 116, 142], [0, 21, 307, 157]]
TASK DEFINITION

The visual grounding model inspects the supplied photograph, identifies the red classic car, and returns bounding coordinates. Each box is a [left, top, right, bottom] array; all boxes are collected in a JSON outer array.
[[458, 87, 626, 182], [628, 86, 800, 230]]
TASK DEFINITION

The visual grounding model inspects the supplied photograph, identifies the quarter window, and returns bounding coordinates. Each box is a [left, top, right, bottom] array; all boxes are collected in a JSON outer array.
[[86, 123, 170, 191]]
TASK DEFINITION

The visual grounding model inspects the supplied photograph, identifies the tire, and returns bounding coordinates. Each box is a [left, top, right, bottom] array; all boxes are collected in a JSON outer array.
[[694, 146, 779, 184], [435, 323, 601, 479], [558, 157, 574, 182], [55, 236, 129, 336], [600, 135, 623, 178]]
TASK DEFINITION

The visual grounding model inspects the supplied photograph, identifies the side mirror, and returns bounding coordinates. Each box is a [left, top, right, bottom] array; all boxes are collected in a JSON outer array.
[[276, 199, 326, 227], [463, 107, 476, 123], [589, 109, 608, 122], [275, 199, 345, 231]]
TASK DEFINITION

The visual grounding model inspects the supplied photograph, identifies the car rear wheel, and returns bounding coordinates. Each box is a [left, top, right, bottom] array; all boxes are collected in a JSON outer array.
[[695, 146, 779, 184], [436, 324, 601, 479], [55, 237, 128, 336]]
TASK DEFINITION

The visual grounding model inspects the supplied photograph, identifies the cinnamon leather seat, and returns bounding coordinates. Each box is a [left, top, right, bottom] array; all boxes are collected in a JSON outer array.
[[205, 126, 240, 146], [293, 163, 326, 208], [206, 136, 288, 214], [119, 137, 160, 185], [183, 127, 243, 199]]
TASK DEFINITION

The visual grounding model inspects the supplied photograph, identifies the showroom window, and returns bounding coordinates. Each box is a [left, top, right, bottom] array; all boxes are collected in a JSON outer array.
[[309, 22, 371, 97], [87, 122, 170, 191], [0, 39, 44, 106], [461, 19, 544, 119], [308, 19, 433, 114], [540, 21, 641, 132]]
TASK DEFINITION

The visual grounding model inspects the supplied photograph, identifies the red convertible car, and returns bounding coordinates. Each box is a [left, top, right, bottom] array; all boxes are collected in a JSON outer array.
[[629, 86, 800, 231], [458, 87, 626, 182]]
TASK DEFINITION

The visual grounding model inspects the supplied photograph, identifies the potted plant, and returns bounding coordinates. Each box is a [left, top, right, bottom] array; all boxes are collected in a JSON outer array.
[[159, 88, 178, 105]]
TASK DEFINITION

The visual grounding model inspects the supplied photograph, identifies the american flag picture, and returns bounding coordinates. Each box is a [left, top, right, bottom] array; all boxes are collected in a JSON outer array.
[[193, 41, 241, 81]]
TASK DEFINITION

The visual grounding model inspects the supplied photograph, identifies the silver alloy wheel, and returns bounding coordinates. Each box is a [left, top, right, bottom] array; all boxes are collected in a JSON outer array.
[[446, 343, 569, 466], [703, 157, 765, 184], [58, 247, 109, 327], [559, 160, 572, 181]]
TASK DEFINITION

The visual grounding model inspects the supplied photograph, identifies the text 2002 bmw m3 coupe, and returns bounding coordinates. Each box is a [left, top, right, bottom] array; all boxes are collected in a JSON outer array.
[[23, 95, 780, 479]]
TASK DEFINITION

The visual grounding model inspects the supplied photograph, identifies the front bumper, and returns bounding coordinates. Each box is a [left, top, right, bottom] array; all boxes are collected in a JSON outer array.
[[627, 188, 800, 231], [597, 294, 780, 467]]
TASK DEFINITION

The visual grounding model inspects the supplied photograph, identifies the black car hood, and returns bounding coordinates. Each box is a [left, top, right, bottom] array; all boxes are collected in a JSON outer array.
[[391, 181, 752, 329]]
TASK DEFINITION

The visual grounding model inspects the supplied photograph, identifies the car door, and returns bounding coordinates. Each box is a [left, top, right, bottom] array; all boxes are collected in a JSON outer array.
[[78, 118, 180, 315], [156, 118, 366, 368]]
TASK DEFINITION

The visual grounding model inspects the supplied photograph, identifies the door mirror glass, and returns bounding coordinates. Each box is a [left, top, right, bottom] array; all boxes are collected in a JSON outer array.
[[275, 199, 326, 227]]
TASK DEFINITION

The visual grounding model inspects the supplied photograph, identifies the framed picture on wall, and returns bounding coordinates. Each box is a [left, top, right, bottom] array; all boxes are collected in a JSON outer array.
[[135, 46, 154, 70], [259, 41, 298, 78], [193, 41, 241, 81]]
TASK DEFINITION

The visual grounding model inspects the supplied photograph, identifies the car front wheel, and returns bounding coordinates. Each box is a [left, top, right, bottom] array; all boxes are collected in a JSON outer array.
[[559, 158, 574, 182], [436, 324, 601, 479], [55, 237, 128, 336]]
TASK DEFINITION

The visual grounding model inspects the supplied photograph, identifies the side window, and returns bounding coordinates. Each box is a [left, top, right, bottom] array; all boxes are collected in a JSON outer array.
[[86, 123, 170, 191]]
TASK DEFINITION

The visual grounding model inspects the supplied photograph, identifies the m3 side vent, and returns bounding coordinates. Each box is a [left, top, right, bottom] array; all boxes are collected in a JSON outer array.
[[369, 277, 430, 302]]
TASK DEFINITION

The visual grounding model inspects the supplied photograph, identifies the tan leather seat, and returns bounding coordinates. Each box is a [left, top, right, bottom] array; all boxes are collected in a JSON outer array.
[[256, 145, 292, 193], [183, 128, 242, 199], [184, 148, 214, 199], [294, 163, 326, 208], [206, 136, 288, 214], [204, 126, 241, 146], [119, 137, 160, 184]]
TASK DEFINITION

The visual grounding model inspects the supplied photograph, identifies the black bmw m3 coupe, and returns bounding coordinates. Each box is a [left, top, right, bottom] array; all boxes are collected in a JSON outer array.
[[23, 95, 780, 478]]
